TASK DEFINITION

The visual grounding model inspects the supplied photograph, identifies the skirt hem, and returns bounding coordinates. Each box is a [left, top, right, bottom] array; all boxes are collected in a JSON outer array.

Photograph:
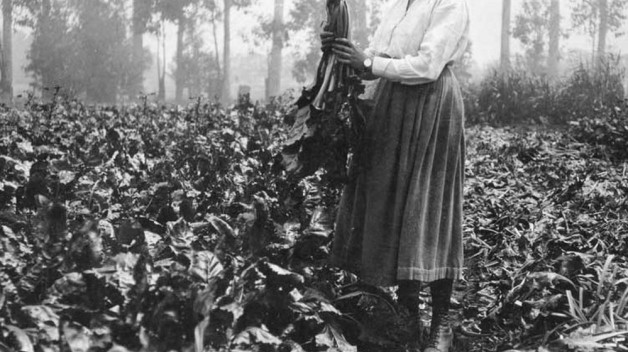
[[329, 256, 462, 286], [397, 266, 462, 282]]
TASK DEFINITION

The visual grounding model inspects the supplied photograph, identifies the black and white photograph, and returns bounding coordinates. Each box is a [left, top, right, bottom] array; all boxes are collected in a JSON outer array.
[[0, 0, 627, 351]]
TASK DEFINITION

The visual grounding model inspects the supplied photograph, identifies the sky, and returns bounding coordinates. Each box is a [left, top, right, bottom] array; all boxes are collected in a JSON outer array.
[[148, 0, 628, 98], [11, 0, 628, 99], [467, 0, 628, 67], [223, 0, 628, 65]]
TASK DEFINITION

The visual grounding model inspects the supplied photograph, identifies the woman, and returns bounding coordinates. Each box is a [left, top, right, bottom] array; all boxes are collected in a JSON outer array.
[[323, 0, 469, 351]]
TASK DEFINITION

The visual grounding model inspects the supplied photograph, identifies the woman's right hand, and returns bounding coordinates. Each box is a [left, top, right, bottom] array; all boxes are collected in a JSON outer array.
[[320, 31, 335, 52]]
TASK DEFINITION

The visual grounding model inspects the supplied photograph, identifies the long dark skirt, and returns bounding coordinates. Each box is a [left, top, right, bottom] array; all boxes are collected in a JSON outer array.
[[329, 66, 465, 286]]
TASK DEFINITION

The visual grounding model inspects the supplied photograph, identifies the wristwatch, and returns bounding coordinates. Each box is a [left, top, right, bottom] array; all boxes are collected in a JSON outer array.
[[363, 57, 373, 73]]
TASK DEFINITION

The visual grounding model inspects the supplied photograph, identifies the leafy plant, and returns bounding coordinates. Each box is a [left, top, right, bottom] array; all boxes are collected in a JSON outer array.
[[465, 56, 625, 126], [2, 92, 628, 352]]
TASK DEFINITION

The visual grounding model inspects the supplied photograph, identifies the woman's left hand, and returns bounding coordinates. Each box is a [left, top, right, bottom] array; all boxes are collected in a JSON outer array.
[[332, 38, 368, 71]]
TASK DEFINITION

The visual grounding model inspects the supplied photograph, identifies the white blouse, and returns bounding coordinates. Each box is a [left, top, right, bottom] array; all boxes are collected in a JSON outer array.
[[365, 0, 470, 85]]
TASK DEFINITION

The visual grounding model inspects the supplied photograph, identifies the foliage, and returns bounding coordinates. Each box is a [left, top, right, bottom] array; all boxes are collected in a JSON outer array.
[[465, 57, 625, 125], [570, 0, 627, 44], [569, 99, 628, 160], [462, 125, 628, 351], [513, 0, 552, 74], [177, 5, 223, 99], [466, 67, 558, 125], [1, 91, 628, 351], [280, 0, 365, 187], [154, 0, 195, 21], [25, 2, 75, 97], [25, 0, 147, 103], [0, 97, 353, 352], [25, 0, 146, 103], [557, 56, 626, 119]]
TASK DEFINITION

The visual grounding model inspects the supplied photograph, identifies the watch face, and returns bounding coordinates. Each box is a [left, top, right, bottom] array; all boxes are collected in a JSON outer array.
[[364, 58, 372, 68]]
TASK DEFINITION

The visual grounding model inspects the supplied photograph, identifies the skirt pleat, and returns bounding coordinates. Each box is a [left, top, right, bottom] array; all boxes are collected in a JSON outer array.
[[329, 67, 465, 286]]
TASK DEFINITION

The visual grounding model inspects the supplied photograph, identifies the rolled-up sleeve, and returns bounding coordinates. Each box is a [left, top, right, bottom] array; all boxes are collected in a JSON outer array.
[[371, 0, 469, 84]]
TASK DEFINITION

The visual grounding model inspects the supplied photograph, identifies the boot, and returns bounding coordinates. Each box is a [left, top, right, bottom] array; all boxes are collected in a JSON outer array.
[[397, 280, 422, 351], [423, 310, 453, 352], [424, 279, 453, 352]]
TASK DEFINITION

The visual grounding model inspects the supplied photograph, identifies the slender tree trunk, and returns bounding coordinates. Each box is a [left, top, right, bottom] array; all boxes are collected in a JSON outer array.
[[211, 12, 220, 72], [222, 0, 231, 103], [1, 0, 13, 104], [209, 9, 221, 99], [40, 0, 52, 99], [597, 0, 608, 62], [175, 12, 186, 102], [157, 20, 166, 101], [500, 0, 511, 71], [266, 0, 284, 100], [132, 0, 147, 97], [547, 0, 560, 76]]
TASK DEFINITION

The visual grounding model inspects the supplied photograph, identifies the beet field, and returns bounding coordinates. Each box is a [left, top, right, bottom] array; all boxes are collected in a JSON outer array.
[[1, 98, 627, 352]]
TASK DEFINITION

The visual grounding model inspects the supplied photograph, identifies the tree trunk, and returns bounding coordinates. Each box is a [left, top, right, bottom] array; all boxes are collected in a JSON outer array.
[[222, 0, 231, 104], [266, 0, 284, 100], [211, 9, 221, 99], [40, 0, 53, 99], [132, 0, 148, 97], [1, 0, 13, 104], [500, 0, 511, 71], [597, 0, 608, 62], [547, 0, 560, 76], [157, 20, 166, 101], [175, 11, 186, 102]]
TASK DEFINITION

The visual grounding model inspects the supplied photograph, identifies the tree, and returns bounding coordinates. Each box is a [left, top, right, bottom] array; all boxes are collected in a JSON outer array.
[[209, 4, 221, 99], [179, 1, 221, 98], [547, 0, 560, 75], [266, 0, 284, 100], [222, 0, 231, 103], [153, 0, 226, 102], [27, 0, 74, 98], [155, 0, 194, 102], [27, 0, 144, 103], [35, 0, 53, 99], [220, 0, 250, 103], [571, 0, 627, 61], [156, 19, 166, 101], [75, 0, 138, 102], [598, 0, 608, 58], [1, 0, 13, 103], [175, 10, 186, 101], [513, 0, 551, 74], [132, 0, 154, 96], [501, 0, 511, 71]]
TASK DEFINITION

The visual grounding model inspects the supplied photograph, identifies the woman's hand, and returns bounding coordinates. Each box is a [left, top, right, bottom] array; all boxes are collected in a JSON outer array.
[[320, 31, 335, 52], [332, 38, 369, 71]]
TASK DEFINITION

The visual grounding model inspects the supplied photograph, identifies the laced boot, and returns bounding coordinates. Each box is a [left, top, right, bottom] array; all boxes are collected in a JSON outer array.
[[424, 279, 453, 352], [424, 310, 453, 352]]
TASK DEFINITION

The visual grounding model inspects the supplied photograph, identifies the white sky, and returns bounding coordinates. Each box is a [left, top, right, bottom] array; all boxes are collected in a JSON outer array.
[[11, 0, 628, 97], [150, 0, 628, 75], [232, 1, 625, 58]]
